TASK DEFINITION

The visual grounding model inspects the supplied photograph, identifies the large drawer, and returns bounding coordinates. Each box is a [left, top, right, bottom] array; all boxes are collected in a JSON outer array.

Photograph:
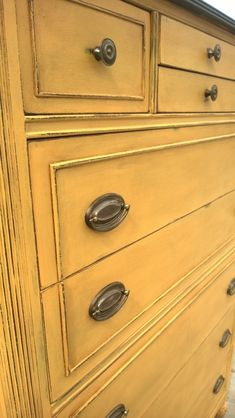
[[53, 286, 235, 416], [28, 129, 235, 287], [142, 309, 234, 418], [160, 16, 235, 80], [15, 0, 150, 114], [42, 250, 235, 401], [158, 67, 235, 112], [46, 192, 235, 375]]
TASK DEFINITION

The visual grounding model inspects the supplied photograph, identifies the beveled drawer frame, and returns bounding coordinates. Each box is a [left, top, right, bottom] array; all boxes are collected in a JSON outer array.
[[29, 0, 147, 101]]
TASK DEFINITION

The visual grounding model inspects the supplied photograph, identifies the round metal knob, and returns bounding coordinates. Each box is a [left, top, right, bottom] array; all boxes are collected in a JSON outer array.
[[207, 44, 221, 62], [105, 404, 129, 418], [205, 84, 218, 101], [91, 38, 117, 66]]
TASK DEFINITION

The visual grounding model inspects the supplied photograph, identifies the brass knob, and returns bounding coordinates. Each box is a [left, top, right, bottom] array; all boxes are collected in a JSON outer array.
[[213, 375, 225, 394], [91, 38, 117, 66], [105, 404, 129, 418], [207, 44, 221, 62], [205, 84, 218, 101]]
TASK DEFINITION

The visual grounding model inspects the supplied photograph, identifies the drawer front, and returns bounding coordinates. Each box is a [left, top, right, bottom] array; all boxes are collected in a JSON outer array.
[[29, 130, 235, 287], [43, 254, 235, 401], [56, 306, 235, 417], [143, 310, 234, 418], [16, 0, 150, 114], [160, 16, 235, 79], [54, 193, 235, 373], [158, 67, 235, 112]]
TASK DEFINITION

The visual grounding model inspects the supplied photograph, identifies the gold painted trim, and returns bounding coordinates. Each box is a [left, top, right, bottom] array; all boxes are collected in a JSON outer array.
[[29, 0, 147, 100], [149, 11, 158, 112], [25, 116, 235, 139], [51, 131, 235, 171]]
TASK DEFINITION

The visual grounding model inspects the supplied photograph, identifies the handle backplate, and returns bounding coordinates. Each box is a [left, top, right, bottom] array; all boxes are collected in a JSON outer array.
[[219, 329, 232, 348], [85, 193, 130, 232], [89, 282, 129, 321], [213, 375, 225, 394], [227, 278, 235, 296], [105, 404, 128, 418]]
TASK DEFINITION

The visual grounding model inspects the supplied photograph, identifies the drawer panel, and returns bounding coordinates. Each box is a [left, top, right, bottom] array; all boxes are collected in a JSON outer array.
[[43, 250, 235, 401], [16, 0, 150, 114], [29, 131, 235, 287], [56, 306, 234, 416], [158, 67, 235, 112], [60, 193, 235, 372], [143, 310, 234, 418], [160, 16, 235, 80]]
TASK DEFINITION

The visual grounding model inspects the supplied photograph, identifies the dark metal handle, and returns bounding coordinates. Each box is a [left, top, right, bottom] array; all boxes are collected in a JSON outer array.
[[205, 84, 218, 101], [89, 282, 130, 321], [207, 44, 221, 61], [105, 404, 129, 418], [219, 329, 232, 348], [91, 38, 117, 66], [213, 375, 225, 394], [85, 193, 130, 232], [227, 278, 235, 296]]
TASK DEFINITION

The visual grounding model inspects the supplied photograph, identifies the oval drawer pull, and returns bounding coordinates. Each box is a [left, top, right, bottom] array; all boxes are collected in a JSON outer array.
[[205, 84, 218, 101], [89, 282, 130, 321], [213, 375, 225, 394], [207, 44, 221, 62], [105, 404, 129, 418], [227, 278, 235, 296], [85, 193, 130, 232], [91, 38, 117, 66], [219, 329, 232, 348]]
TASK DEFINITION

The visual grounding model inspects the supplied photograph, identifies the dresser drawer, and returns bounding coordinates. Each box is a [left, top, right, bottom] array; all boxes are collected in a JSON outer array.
[[143, 309, 234, 418], [16, 0, 150, 114], [46, 192, 235, 375], [55, 301, 235, 416], [158, 67, 235, 112], [160, 16, 235, 80], [29, 131, 235, 287], [42, 253, 235, 401]]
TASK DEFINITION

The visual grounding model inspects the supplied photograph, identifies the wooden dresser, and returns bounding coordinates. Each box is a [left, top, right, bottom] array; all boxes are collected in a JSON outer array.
[[1, 0, 235, 417]]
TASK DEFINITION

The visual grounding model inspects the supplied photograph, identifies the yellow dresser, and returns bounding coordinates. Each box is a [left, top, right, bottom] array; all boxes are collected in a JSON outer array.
[[0, 0, 235, 417]]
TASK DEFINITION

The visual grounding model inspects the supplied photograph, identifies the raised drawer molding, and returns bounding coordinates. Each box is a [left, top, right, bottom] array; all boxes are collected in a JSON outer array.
[[1, 1, 235, 418], [15, 0, 150, 114]]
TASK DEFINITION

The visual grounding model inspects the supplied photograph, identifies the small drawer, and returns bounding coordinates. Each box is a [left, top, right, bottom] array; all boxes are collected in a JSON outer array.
[[42, 250, 235, 401], [16, 0, 150, 114], [143, 310, 234, 418], [160, 16, 235, 80], [29, 130, 235, 287], [158, 67, 235, 112], [54, 305, 234, 416]]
